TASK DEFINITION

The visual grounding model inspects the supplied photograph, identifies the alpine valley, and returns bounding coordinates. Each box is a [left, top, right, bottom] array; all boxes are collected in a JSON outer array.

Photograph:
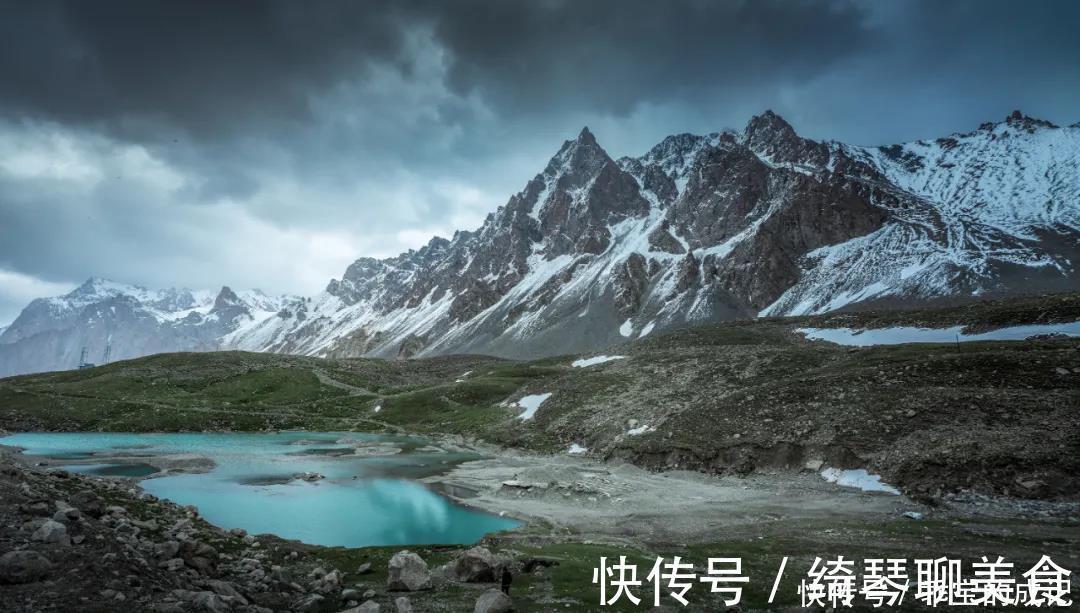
[[2, 110, 1078, 377]]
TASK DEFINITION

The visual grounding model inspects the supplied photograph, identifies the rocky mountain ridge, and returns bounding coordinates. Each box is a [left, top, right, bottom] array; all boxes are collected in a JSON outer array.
[[2, 110, 1077, 375]]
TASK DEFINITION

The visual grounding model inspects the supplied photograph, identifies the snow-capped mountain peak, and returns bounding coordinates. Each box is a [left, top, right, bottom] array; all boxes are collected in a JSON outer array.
[[211, 286, 245, 311], [2, 111, 1077, 375], [764, 111, 1079, 315]]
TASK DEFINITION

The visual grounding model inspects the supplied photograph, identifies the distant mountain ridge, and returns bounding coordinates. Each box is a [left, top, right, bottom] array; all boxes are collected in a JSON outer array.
[[2, 110, 1077, 376], [0, 278, 294, 376]]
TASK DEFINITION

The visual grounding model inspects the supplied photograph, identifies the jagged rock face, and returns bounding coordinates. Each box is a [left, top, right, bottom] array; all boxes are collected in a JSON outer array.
[[647, 220, 685, 254], [4, 111, 1078, 373], [674, 252, 700, 294], [537, 129, 649, 256], [706, 167, 891, 308], [744, 110, 831, 168], [613, 253, 649, 316], [396, 334, 427, 359], [671, 143, 773, 247], [281, 110, 1077, 358]]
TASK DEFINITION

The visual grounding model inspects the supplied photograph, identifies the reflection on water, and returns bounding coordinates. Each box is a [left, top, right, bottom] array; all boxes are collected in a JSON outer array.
[[65, 463, 160, 478], [0, 431, 520, 547], [285, 447, 356, 457]]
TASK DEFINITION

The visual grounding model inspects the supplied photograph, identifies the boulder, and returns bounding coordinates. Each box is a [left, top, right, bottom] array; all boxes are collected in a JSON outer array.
[[186, 556, 215, 575], [52, 507, 81, 524], [131, 518, 159, 531], [474, 589, 513, 613], [160, 558, 185, 572], [31, 519, 70, 545], [387, 551, 431, 592], [0, 550, 52, 584], [180, 540, 217, 574], [394, 596, 413, 613], [170, 590, 230, 613], [154, 540, 181, 560], [339, 601, 380, 613], [19, 501, 51, 516], [53, 500, 82, 524], [206, 579, 248, 604], [453, 546, 500, 582], [191, 591, 231, 613], [180, 539, 217, 560], [296, 593, 324, 612], [521, 557, 559, 573], [313, 568, 343, 594]]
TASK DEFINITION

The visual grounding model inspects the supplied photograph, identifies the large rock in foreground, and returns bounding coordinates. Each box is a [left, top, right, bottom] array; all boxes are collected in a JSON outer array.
[[474, 589, 513, 613], [387, 551, 432, 592], [31, 519, 70, 546], [0, 550, 52, 584], [70, 490, 105, 518], [453, 546, 502, 583]]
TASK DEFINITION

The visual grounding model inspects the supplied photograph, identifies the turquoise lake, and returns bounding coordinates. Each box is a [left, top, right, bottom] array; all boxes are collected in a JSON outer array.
[[0, 431, 521, 547]]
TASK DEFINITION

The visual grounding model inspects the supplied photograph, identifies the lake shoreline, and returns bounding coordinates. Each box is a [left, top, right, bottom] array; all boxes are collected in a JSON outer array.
[[6, 429, 1080, 547], [3, 431, 1079, 611], [0, 431, 521, 549]]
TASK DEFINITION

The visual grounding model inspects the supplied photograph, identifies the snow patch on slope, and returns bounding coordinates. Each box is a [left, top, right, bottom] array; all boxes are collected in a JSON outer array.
[[516, 393, 552, 420], [798, 321, 1080, 346], [820, 467, 900, 495], [571, 355, 626, 368]]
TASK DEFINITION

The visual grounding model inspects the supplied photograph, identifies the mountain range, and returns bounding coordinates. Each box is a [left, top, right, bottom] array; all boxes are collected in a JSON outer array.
[[2, 110, 1077, 376]]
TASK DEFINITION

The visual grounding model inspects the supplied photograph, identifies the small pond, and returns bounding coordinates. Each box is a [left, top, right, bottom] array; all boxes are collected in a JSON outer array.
[[0, 431, 520, 547]]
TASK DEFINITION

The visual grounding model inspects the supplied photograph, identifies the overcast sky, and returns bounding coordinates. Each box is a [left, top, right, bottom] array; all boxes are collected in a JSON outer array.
[[1, 0, 1078, 325]]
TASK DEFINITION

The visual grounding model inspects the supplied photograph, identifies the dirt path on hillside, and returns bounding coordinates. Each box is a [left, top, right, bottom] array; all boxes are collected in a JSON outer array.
[[312, 369, 378, 396]]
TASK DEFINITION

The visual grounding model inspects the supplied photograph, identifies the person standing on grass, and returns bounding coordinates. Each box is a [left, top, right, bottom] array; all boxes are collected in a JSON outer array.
[[501, 565, 513, 596]]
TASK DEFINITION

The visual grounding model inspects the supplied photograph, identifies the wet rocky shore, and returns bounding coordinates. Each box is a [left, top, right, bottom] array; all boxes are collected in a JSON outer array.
[[0, 450, 519, 613]]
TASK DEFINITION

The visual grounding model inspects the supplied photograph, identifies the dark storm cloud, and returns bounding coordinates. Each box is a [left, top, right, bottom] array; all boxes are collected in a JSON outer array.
[[0, 1, 415, 140], [1, 0, 1079, 324], [0, 1, 872, 142], [434, 0, 872, 116], [3, 1, 1079, 148], [779, 0, 1080, 145]]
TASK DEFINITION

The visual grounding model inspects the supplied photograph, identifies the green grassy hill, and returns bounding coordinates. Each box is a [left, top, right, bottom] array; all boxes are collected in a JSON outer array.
[[2, 293, 1078, 501]]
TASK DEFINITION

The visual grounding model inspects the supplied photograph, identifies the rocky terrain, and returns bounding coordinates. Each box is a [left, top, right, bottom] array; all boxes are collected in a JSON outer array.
[[3, 111, 1078, 376], [0, 447, 549, 613], [2, 419, 1077, 611]]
